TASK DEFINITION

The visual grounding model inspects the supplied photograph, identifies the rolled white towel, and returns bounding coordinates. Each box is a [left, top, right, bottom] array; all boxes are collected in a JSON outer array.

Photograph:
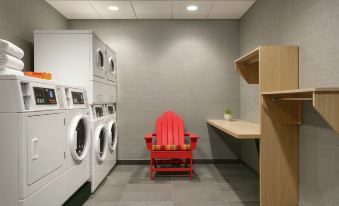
[[0, 53, 24, 70], [0, 39, 24, 59], [0, 67, 24, 76]]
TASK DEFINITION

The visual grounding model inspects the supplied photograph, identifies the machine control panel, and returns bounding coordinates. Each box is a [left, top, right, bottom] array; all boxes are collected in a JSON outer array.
[[33, 87, 57, 105], [71, 91, 84, 104], [107, 105, 115, 115], [95, 106, 104, 118]]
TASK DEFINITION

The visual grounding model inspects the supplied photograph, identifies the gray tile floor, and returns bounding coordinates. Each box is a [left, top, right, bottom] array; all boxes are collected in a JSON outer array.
[[84, 164, 259, 206]]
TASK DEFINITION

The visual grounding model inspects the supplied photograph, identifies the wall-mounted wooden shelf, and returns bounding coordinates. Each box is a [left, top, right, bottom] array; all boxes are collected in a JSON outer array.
[[262, 88, 339, 134], [235, 47, 259, 84], [235, 45, 300, 206], [207, 119, 260, 139]]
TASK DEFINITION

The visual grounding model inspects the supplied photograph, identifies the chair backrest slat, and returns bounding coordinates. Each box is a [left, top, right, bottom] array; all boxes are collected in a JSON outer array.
[[156, 111, 184, 145], [173, 114, 179, 145], [161, 114, 168, 145], [178, 118, 185, 145], [167, 112, 173, 145], [156, 117, 162, 145]]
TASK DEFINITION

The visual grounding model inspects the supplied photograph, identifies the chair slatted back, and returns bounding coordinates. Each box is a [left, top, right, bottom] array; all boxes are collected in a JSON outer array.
[[156, 111, 185, 145]]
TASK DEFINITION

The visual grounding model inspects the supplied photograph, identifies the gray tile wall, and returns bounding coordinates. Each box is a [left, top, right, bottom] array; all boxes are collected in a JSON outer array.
[[240, 0, 339, 205], [0, 0, 68, 70], [69, 20, 241, 161]]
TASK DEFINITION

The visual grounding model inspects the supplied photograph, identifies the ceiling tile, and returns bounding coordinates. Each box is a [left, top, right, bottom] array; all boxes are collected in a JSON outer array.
[[136, 14, 171, 19], [173, 1, 213, 18], [47, 1, 96, 15], [100, 13, 136, 19], [46, 0, 256, 19], [209, 0, 255, 18], [64, 13, 101, 19], [132, 1, 172, 15], [89, 1, 135, 18], [173, 13, 208, 19]]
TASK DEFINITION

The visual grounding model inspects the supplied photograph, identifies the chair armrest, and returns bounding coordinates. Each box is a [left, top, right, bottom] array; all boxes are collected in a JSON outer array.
[[185, 132, 199, 150], [144, 132, 155, 150]]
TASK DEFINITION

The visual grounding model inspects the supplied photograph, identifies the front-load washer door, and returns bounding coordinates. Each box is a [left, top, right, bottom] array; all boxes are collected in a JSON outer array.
[[27, 112, 66, 186], [69, 115, 90, 161], [107, 120, 117, 151], [93, 36, 106, 79], [106, 48, 116, 82], [94, 124, 108, 162]]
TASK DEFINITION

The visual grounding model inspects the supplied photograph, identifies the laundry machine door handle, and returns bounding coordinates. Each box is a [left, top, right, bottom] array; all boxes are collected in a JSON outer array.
[[32, 138, 39, 160]]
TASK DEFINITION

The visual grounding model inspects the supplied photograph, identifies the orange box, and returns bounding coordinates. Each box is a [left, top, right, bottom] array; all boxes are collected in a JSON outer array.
[[24, 72, 52, 80]]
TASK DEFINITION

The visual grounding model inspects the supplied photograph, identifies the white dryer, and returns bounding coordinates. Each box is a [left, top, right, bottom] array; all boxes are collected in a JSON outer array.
[[90, 104, 111, 192], [63, 86, 91, 196], [0, 75, 67, 206], [34, 30, 116, 104], [105, 104, 118, 171]]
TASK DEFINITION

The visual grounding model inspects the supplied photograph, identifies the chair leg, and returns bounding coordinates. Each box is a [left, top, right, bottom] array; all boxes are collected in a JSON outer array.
[[150, 158, 153, 180], [190, 158, 193, 180]]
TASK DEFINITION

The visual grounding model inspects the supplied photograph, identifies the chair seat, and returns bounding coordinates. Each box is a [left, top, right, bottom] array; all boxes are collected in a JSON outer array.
[[152, 144, 191, 151]]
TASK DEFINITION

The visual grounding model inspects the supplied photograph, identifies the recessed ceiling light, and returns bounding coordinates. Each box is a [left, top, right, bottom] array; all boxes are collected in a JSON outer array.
[[108, 5, 119, 11], [186, 5, 198, 11]]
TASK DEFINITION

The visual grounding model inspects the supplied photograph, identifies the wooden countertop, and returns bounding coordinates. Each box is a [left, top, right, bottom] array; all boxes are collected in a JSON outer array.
[[207, 119, 260, 139]]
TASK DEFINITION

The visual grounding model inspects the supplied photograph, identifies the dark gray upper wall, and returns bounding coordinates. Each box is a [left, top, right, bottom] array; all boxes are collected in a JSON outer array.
[[69, 20, 241, 160], [0, 0, 68, 70], [240, 0, 339, 205]]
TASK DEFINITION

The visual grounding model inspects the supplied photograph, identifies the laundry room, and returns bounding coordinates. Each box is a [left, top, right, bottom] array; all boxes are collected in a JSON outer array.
[[1, 0, 339, 206]]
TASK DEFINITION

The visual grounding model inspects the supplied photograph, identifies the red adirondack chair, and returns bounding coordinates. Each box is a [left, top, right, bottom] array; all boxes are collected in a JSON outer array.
[[144, 111, 199, 179]]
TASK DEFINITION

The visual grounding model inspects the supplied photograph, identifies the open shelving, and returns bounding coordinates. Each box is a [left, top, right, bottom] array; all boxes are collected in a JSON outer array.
[[236, 46, 300, 206], [235, 45, 339, 206], [234, 47, 259, 84], [262, 88, 339, 134]]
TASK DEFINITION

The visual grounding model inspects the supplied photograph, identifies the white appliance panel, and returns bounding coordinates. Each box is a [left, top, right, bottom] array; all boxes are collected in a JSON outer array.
[[26, 112, 66, 186]]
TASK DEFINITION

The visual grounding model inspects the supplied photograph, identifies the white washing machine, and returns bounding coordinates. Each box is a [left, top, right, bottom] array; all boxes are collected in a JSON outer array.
[[34, 30, 116, 104], [90, 104, 112, 192], [63, 86, 91, 197], [105, 104, 118, 171], [0, 75, 68, 206]]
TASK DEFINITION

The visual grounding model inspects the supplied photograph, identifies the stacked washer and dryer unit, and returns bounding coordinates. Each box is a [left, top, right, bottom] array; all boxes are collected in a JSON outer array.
[[0, 75, 91, 206], [34, 30, 118, 193]]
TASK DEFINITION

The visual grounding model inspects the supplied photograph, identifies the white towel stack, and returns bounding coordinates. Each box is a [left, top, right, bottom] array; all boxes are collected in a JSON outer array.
[[0, 39, 25, 76]]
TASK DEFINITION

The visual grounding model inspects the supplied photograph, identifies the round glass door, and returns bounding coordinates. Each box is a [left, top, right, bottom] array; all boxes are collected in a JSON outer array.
[[76, 119, 86, 156], [95, 125, 108, 162], [108, 120, 117, 151], [69, 115, 90, 161], [109, 58, 115, 74], [97, 50, 104, 69]]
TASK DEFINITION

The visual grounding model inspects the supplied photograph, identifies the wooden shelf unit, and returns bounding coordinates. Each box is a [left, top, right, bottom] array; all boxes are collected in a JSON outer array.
[[262, 88, 339, 134], [237, 46, 300, 206], [235, 47, 259, 84], [207, 119, 260, 139]]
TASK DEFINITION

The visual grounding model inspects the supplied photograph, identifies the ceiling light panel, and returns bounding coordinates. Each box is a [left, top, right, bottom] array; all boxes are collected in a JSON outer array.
[[172, 1, 213, 19], [89, 1, 133, 14]]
